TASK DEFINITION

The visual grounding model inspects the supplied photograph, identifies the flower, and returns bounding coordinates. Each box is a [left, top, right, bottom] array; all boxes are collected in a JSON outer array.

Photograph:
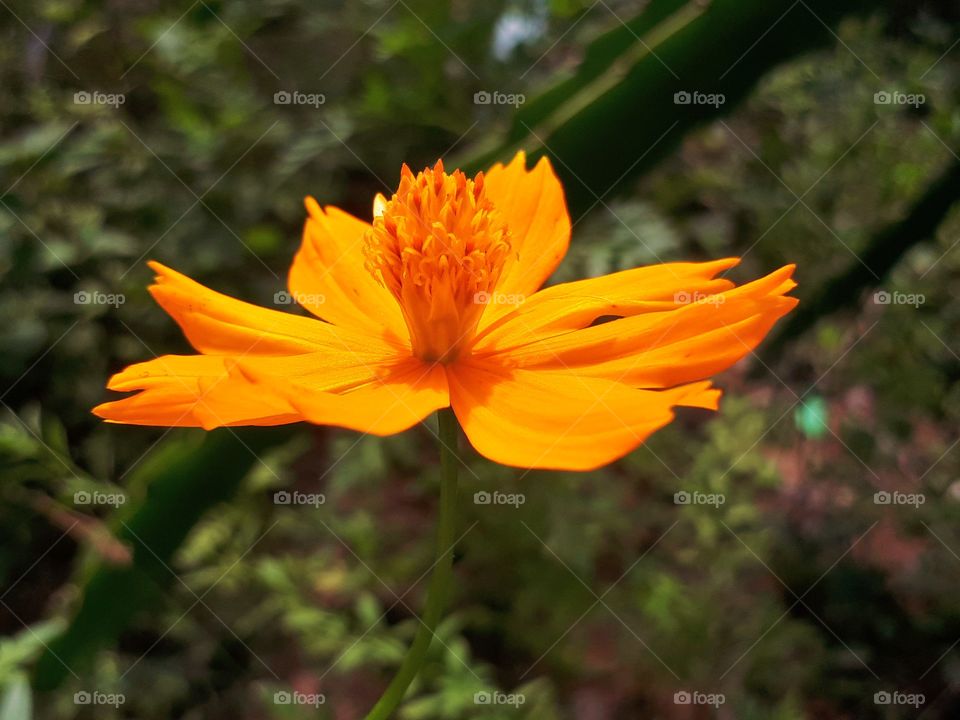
[[94, 152, 797, 470]]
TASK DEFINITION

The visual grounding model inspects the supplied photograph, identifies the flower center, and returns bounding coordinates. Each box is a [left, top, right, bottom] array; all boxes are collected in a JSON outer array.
[[363, 160, 512, 363]]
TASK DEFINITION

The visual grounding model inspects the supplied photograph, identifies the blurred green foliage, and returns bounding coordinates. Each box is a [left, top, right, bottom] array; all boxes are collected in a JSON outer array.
[[2, 0, 960, 718]]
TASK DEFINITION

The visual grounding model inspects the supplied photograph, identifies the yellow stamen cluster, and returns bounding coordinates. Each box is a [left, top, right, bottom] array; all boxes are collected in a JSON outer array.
[[364, 160, 512, 363]]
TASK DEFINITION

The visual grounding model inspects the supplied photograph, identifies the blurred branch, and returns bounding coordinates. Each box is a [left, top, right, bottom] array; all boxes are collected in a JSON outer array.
[[25, 492, 132, 568], [462, 0, 890, 216]]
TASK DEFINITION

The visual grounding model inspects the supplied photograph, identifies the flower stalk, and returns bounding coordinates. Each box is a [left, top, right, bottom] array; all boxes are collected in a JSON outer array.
[[364, 408, 459, 720]]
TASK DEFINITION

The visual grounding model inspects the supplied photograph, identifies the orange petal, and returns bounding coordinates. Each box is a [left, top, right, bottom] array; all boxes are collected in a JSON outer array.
[[479, 152, 571, 328], [289, 200, 409, 345], [147, 261, 400, 356], [93, 355, 300, 429], [476, 264, 797, 389], [94, 339, 406, 429], [238, 357, 449, 436], [448, 361, 720, 470], [473, 257, 740, 351]]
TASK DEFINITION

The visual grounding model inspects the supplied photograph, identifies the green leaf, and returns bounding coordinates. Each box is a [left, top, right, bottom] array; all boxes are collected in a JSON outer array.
[[0, 675, 32, 720], [0, 620, 66, 679]]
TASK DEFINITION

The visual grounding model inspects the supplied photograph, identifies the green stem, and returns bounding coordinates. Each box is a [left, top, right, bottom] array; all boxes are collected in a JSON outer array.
[[364, 408, 460, 720]]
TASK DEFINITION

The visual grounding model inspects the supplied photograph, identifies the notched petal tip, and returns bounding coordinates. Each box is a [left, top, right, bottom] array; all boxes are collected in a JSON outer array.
[[667, 380, 723, 411], [531, 153, 556, 177], [507, 149, 527, 166], [304, 195, 318, 211], [105, 369, 140, 392], [145, 259, 182, 279], [90, 401, 112, 419]]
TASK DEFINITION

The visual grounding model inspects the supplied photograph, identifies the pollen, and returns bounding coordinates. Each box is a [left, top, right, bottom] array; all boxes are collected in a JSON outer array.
[[364, 160, 512, 363]]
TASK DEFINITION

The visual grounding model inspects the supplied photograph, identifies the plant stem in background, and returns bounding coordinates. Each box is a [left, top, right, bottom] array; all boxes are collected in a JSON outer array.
[[364, 408, 460, 720]]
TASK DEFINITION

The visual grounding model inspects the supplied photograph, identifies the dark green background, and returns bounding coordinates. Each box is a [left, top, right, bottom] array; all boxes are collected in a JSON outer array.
[[1, 0, 960, 718]]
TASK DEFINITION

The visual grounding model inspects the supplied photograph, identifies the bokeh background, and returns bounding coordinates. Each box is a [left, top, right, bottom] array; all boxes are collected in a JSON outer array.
[[2, 0, 960, 718]]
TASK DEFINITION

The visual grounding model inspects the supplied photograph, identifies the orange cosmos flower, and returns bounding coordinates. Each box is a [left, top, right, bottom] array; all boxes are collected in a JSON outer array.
[[94, 152, 797, 470]]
